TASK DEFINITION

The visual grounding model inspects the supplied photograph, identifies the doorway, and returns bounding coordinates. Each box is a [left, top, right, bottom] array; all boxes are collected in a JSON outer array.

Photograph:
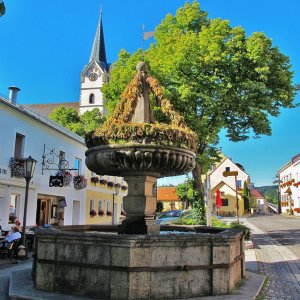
[[36, 199, 50, 226], [72, 200, 80, 225]]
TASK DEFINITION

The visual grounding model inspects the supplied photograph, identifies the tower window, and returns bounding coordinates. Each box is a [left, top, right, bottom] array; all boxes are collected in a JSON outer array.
[[89, 94, 95, 104]]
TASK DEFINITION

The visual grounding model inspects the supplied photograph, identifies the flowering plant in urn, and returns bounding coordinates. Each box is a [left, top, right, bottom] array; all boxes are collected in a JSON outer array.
[[73, 175, 87, 190], [9, 157, 24, 178]]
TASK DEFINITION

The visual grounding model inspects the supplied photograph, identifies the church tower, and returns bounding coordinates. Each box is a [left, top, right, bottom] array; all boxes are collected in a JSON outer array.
[[79, 10, 109, 115]]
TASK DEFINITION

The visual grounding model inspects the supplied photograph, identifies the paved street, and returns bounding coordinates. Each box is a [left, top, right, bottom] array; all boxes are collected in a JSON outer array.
[[247, 214, 300, 259], [246, 214, 300, 300]]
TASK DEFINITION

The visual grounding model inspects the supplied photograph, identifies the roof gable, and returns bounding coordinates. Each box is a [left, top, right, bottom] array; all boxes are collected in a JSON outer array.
[[81, 60, 107, 77], [210, 157, 249, 177], [211, 181, 242, 199], [251, 188, 266, 199]]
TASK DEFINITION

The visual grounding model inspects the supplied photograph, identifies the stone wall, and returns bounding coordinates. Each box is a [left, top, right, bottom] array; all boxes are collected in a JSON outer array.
[[33, 226, 245, 299]]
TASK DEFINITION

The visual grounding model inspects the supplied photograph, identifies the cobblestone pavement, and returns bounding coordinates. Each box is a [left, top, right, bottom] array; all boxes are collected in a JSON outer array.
[[245, 221, 300, 300]]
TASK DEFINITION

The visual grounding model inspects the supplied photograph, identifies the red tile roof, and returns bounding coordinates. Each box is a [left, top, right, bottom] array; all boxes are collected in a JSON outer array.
[[250, 189, 266, 199], [27, 102, 79, 117], [157, 187, 179, 201]]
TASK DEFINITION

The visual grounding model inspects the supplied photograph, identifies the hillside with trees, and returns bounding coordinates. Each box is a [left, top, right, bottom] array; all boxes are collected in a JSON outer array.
[[256, 185, 278, 204]]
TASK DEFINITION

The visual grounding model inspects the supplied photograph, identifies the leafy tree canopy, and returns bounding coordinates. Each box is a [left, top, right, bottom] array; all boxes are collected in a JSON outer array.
[[49, 106, 104, 137], [102, 1, 296, 169], [176, 179, 195, 202], [101, 1, 296, 219]]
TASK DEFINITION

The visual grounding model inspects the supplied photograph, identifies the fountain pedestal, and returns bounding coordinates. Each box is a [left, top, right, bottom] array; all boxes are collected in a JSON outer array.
[[119, 175, 160, 234]]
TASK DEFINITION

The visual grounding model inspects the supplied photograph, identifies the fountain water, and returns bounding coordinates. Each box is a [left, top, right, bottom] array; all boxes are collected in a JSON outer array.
[[33, 63, 245, 299]]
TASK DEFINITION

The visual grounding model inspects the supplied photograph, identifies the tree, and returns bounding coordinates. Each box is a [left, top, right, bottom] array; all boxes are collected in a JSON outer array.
[[102, 1, 296, 219], [49, 106, 104, 137], [243, 181, 249, 212], [0, 1, 5, 17], [176, 178, 195, 209]]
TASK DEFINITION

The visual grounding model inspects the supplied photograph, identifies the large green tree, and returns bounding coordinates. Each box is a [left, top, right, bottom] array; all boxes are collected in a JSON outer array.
[[102, 1, 296, 217], [49, 106, 104, 137]]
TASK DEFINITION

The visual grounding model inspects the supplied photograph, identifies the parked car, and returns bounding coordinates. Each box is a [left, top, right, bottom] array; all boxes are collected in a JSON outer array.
[[156, 210, 182, 224]]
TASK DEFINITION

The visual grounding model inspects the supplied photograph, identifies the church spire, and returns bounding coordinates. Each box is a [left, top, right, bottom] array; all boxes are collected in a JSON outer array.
[[89, 8, 107, 67]]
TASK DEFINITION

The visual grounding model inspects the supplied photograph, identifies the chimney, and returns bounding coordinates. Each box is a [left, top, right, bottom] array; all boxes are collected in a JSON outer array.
[[8, 86, 20, 104]]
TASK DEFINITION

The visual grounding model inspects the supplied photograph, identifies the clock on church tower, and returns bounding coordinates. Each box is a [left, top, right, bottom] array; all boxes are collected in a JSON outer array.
[[89, 72, 98, 81]]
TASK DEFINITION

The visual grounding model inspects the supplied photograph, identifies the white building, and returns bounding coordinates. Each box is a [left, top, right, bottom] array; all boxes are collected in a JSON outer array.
[[207, 156, 250, 216], [278, 153, 300, 214], [0, 90, 87, 231], [250, 188, 268, 214]]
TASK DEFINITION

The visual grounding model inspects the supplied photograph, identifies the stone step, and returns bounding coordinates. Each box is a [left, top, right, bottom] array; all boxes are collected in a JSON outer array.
[[0, 274, 10, 300], [9, 268, 95, 300]]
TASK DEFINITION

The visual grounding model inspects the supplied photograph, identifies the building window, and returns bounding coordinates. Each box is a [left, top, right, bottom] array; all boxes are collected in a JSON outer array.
[[237, 180, 242, 188], [74, 158, 82, 176], [89, 94, 95, 104], [106, 201, 111, 212], [98, 200, 103, 211], [90, 199, 94, 211], [14, 133, 25, 158], [221, 191, 225, 197], [221, 198, 229, 206]]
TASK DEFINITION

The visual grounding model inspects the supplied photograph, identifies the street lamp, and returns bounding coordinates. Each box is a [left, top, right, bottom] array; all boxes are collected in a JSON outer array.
[[22, 156, 37, 247], [112, 184, 120, 225]]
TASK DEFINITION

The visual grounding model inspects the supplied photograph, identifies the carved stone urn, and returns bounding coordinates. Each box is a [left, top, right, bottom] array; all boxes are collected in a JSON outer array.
[[85, 62, 197, 234]]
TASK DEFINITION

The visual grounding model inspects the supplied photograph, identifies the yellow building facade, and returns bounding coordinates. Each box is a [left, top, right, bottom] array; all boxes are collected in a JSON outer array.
[[211, 182, 244, 217], [85, 172, 127, 225]]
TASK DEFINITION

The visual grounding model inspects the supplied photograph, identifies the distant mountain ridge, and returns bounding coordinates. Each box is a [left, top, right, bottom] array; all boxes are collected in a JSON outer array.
[[256, 185, 278, 204]]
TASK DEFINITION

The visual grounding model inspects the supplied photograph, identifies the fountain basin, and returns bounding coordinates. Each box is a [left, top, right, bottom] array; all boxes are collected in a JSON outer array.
[[33, 225, 245, 299], [85, 144, 196, 177]]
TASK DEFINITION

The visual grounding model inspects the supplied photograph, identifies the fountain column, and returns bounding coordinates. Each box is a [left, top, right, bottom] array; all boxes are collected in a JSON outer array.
[[119, 175, 160, 234]]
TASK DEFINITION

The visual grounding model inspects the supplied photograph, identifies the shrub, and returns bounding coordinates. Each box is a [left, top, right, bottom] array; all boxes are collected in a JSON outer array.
[[230, 222, 251, 240]]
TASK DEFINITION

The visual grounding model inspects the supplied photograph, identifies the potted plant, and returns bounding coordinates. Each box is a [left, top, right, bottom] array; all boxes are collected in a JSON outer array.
[[293, 207, 300, 216], [90, 209, 97, 217], [57, 171, 73, 187], [107, 181, 115, 188], [100, 178, 107, 185], [73, 175, 87, 190], [91, 176, 99, 184], [121, 185, 128, 191], [106, 211, 112, 216], [98, 209, 105, 216], [9, 157, 24, 178]]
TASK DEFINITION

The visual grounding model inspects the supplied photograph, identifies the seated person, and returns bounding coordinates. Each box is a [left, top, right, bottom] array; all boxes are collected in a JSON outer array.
[[7, 219, 21, 237], [0, 227, 21, 250]]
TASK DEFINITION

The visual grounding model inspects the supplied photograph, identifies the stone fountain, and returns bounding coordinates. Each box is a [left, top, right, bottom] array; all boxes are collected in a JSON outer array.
[[33, 63, 245, 299]]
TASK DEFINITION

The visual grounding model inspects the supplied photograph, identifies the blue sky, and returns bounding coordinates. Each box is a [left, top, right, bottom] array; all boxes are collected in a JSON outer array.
[[0, 0, 299, 186]]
